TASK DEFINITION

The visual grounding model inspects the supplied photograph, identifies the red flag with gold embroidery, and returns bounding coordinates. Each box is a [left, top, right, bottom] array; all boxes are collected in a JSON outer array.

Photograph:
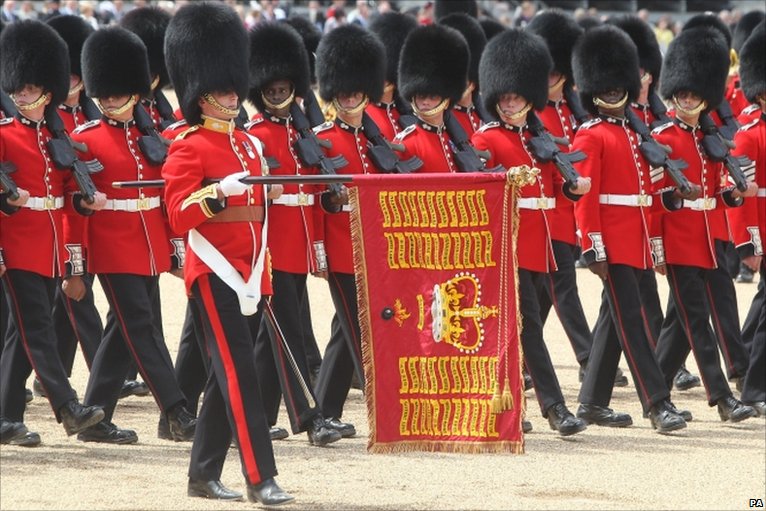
[[350, 172, 524, 453]]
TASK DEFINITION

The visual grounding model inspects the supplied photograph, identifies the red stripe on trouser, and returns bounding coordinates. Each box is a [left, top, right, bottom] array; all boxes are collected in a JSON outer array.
[[101, 275, 162, 408], [64, 293, 90, 369], [198, 274, 261, 485], [704, 282, 735, 375], [330, 273, 363, 365], [606, 275, 651, 405]]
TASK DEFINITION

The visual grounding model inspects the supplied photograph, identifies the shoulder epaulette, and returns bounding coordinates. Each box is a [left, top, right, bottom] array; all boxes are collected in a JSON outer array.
[[165, 119, 187, 131], [578, 118, 602, 130], [651, 121, 674, 135], [0, 117, 13, 126], [394, 123, 416, 141], [175, 125, 200, 140], [476, 121, 499, 133], [739, 118, 760, 132], [73, 119, 100, 133], [245, 118, 264, 130], [741, 104, 759, 115], [312, 121, 334, 134]]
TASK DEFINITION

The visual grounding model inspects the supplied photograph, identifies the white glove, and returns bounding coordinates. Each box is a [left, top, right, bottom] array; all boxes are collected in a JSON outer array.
[[219, 171, 252, 197]]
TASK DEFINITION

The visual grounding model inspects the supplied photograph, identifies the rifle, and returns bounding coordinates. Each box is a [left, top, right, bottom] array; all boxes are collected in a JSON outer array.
[[134, 103, 171, 166], [0, 161, 19, 201], [44, 108, 103, 204], [360, 112, 422, 174], [647, 91, 672, 129], [153, 89, 178, 130], [625, 108, 692, 195], [1, 91, 18, 118], [525, 111, 584, 189], [563, 83, 591, 127], [80, 93, 101, 121], [394, 93, 418, 129], [443, 109, 503, 173], [471, 90, 493, 124], [113, 174, 353, 189], [699, 112, 750, 193], [714, 101, 740, 141]]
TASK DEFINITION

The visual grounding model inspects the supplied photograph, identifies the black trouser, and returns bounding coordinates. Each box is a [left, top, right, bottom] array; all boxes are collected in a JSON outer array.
[[301, 287, 322, 373], [655, 264, 733, 406], [190, 274, 276, 486], [579, 265, 670, 414], [315, 272, 364, 419], [255, 270, 320, 433], [51, 273, 103, 375], [84, 274, 184, 422], [741, 263, 765, 404], [539, 240, 592, 366], [1, 270, 77, 422], [519, 269, 565, 416], [174, 298, 208, 415], [741, 266, 765, 352]]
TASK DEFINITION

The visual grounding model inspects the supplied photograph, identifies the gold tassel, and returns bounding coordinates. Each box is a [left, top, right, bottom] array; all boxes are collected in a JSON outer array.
[[501, 376, 514, 411], [490, 379, 505, 413]]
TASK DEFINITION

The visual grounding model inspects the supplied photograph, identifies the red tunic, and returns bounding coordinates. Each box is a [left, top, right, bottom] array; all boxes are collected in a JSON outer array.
[[726, 75, 750, 117], [630, 102, 658, 128], [729, 114, 765, 259], [395, 120, 458, 173], [365, 102, 401, 142], [452, 104, 482, 136], [472, 121, 571, 273], [738, 103, 761, 125], [72, 117, 172, 275]]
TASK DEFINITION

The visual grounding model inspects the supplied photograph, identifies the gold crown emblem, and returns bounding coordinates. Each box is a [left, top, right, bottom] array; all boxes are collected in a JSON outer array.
[[431, 272, 498, 353]]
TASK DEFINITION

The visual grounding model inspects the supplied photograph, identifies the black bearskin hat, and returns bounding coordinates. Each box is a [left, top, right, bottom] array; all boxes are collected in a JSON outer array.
[[733, 10, 765, 53], [526, 10, 583, 84], [572, 25, 641, 115], [165, 2, 249, 126], [0, 20, 69, 107], [609, 15, 662, 84], [479, 28, 552, 115], [659, 26, 729, 111], [120, 7, 172, 89], [434, 0, 478, 20], [683, 13, 732, 48], [438, 13, 487, 86], [369, 11, 419, 86], [47, 15, 93, 80], [739, 21, 765, 103], [480, 18, 506, 41], [82, 26, 150, 99], [248, 22, 311, 112], [398, 24, 469, 105], [282, 16, 322, 86], [315, 24, 385, 103]]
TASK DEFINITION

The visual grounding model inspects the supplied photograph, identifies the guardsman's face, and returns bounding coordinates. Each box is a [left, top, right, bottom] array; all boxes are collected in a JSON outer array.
[[99, 95, 134, 121], [337, 91, 365, 110], [675, 90, 703, 111], [10, 84, 49, 107], [548, 72, 563, 88], [414, 94, 443, 112], [596, 88, 625, 104], [497, 92, 527, 116], [263, 80, 293, 106], [639, 68, 653, 96]]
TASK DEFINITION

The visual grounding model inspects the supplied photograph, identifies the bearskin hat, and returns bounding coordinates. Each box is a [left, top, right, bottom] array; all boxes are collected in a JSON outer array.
[[739, 21, 765, 103], [609, 15, 662, 84], [282, 16, 322, 86], [479, 28, 552, 115], [577, 16, 602, 31], [572, 25, 641, 115], [0, 20, 69, 107], [525, 10, 583, 84], [733, 10, 765, 53], [398, 24, 469, 105], [438, 13, 487, 86], [315, 24, 385, 103], [480, 18, 506, 41], [165, 2, 249, 126], [120, 7, 172, 89], [248, 22, 311, 112], [434, 0, 478, 20], [369, 11, 419, 86], [82, 26, 150, 99], [47, 15, 93, 80], [659, 26, 729, 111], [683, 13, 732, 48]]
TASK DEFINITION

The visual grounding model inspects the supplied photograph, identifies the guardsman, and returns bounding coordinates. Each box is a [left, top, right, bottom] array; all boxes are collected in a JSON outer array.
[[163, 3, 293, 504], [471, 28, 591, 436], [247, 21, 342, 446], [571, 25, 696, 433], [651, 25, 757, 424], [72, 26, 196, 444], [0, 20, 106, 445]]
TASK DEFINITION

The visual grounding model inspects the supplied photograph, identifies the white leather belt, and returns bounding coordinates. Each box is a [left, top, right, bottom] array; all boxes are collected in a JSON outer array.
[[104, 196, 161, 212], [599, 193, 653, 207], [683, 197, 717, 211], [22, 196, 64, 210], [517, 197, 555, 210], [757, 188, 766, 198], [271, 192, 315, 206], [341, 204, 354, 212]]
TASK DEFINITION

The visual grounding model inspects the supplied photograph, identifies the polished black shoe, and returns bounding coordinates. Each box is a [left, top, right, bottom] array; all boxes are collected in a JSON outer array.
[[307, 415, 341, 446], [735, 263, 754, 283], [744, 401, 766, 417], [614, 367, 629, 387], [77, 420, 138, 444], [247, 478, 294, 506], [0, 419, 41, 447], [667, 400, 693, 422], [648, 400, 686, 433], [119, 380, 150, 399], [576, 404, 632, 427], [674, 367, 701, 391], [166, 405, 196, 442], [717, 395, 757, 423], [188, 479, 243, 501], [523, 370, 533, 391], [269, 426, 289, 441], [157, 416, 172, 440], [547, 403, 587, 436], [59, 400, 105, 436], [522, 419, 533, 433], [25, 388, 33, 403], [325, 417, 356, 438]]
